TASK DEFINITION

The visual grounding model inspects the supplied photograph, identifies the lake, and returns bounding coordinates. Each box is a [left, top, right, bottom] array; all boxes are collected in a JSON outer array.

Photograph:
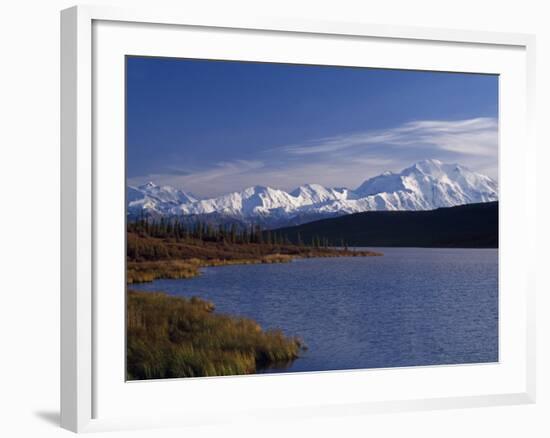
[[130, 247, 498, 373]]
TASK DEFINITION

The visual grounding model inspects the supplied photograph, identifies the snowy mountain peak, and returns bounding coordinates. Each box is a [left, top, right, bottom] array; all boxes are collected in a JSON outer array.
[[355, 159, 497, 211], [242, 185, 270, 196], [128, 182, 197, 216], [127, 160, 498, 227], [406, 158, 447, 176], [417, 158, 443, 167], [299, 183, 335, 194], [140, 181, 157, 190]]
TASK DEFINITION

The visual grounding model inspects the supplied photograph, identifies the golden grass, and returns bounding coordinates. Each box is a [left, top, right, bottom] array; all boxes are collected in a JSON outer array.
[[125, 234, 381, 378], [127, 254, 298, 283], [127, 259, 202, 284], [127, 232, 382, 284], [127, 290, 303, 379]]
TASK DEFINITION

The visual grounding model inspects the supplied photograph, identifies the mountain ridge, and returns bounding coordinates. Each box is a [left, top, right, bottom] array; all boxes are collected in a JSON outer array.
[[270, 202, 499, 248], [127, 159, 498, 228]]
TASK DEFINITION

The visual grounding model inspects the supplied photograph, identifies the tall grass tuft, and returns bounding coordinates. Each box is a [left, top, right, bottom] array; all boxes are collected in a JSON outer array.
[[127, 290, 303, 380]]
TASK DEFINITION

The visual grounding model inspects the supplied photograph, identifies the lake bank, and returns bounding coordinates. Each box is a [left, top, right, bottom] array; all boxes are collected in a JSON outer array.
[[127, 231, 382, 283], [132, 248, 499, 373], [126, 231, 382, 378], [127, 290, 304, 380]]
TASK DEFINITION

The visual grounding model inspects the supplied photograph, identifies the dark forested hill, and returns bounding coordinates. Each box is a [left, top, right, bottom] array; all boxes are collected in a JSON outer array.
[[270, 202, 498, 248]]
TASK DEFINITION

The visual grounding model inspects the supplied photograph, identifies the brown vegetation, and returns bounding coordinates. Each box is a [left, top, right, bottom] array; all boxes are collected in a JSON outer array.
[[127, 254, 296, 284], [125, 219, 382, 379], [127, 232, 381, 283], [127, 290, 303, 379]]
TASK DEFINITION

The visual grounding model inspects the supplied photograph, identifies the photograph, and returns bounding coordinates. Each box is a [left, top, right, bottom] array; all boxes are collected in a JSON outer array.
[[125, 56, 499, 381]]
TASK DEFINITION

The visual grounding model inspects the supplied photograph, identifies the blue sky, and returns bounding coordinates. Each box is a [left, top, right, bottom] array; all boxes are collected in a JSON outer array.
[[127, 56, 498, 198]]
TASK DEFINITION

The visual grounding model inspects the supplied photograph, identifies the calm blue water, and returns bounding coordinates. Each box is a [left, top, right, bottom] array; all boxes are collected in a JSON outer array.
[[131, 248, 498, 372]]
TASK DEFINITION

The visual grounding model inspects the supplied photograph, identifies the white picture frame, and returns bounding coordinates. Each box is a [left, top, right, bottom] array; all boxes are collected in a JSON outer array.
[[60, 4, 537, 433]]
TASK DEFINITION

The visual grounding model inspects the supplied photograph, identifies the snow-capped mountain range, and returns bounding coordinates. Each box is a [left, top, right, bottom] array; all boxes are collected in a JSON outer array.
[[128, 159, 498, 228]]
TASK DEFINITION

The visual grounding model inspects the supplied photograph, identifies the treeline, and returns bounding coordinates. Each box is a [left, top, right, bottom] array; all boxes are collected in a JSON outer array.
[[128, 216, 343, 249], [127, 217, 381, 279], [273, 202, 499, 248], [130, 216, 265, 244]]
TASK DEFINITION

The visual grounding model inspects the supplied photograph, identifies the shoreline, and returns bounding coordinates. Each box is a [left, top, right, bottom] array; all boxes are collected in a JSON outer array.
[[127, 235, 382, 284], [125, 232, 382, 378], [127, 290, 305, 380]]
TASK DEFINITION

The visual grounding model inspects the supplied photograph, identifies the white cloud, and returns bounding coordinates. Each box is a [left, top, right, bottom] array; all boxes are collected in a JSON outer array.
[[129, 160, 265, 197], [130, 117, 498, 196], [283, 117, 498, 158]]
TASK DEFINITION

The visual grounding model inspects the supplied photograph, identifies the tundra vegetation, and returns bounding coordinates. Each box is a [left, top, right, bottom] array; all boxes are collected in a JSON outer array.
[[127, 219, 381, 283], [126, 218, 381, 379], [127, 291, 303, 379]]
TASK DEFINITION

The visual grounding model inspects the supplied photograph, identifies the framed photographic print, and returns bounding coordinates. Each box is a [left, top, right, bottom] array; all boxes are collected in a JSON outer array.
[[61, 5, 536, 433]]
